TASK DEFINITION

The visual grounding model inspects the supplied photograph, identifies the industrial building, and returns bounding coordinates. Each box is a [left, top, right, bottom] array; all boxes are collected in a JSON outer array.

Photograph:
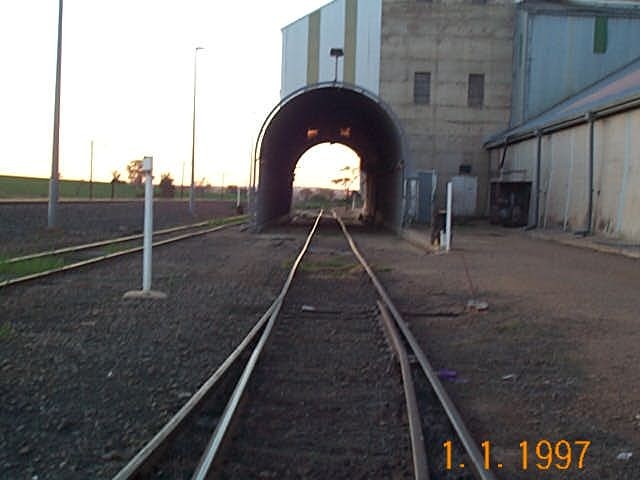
[[253, 0, 640, 241], [489, 1, 640, 242]]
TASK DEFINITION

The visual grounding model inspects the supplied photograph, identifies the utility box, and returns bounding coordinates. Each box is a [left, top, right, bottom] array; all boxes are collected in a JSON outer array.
[[451, 175, 477, 217]]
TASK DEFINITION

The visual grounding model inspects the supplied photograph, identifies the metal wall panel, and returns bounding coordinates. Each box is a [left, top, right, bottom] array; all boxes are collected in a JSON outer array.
[[281, 17, 309, 97], [319, 0, 346, 82], [355, 0, 381, 94], [513, 10, 640, 123], [491, 108, 640, 241], [281, 0, 382, 98]]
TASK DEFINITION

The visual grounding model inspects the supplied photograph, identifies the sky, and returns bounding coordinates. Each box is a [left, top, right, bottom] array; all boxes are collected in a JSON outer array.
[[0, 0, 359, 189]]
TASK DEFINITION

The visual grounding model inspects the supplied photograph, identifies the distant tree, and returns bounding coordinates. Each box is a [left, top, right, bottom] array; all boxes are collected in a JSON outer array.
[[159, 173, 176, 198], [195, 177, 211, 196], [332, 165, 359, 196], [300, 188, 313, 201], [126, 159, 144, 185], [110, 170, 123, 199]]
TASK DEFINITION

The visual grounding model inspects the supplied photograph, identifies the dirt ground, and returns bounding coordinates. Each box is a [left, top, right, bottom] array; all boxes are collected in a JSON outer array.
[[354, 225, 640, 479], [2, 209, 639, 479]]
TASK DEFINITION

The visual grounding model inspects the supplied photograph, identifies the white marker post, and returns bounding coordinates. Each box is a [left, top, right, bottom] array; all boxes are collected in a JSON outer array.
[[445, 181, 453, 251], [124, 156, 166, 300]]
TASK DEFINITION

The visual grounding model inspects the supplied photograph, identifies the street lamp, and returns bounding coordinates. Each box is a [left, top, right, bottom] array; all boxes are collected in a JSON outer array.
[[189, 46, 205, 215], [48, 0, 64, 228], [330, 47, 344, 83]]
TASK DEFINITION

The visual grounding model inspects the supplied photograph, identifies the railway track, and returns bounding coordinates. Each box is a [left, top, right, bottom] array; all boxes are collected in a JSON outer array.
[[0, 216, 246, 289], [111, 211, 495, 480]]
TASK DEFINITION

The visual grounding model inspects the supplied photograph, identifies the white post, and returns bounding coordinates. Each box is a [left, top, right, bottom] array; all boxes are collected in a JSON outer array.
[[236, 185, 241, 208], [142, 156, 154, 292], [445, 181, 453, 251], [123, 156, 166, 300]]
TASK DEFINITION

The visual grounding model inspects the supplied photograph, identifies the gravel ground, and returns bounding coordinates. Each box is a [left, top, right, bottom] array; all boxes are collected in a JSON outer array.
[[354, 225, 640, 480], [0, 226, 299, 479], [3, 206, 638, 479], [0, 200, 236, 257]]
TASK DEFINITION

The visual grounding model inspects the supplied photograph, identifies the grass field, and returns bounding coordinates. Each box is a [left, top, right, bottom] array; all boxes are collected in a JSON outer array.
[[0, 175, 241, 201], [0, 175, 141, 199]]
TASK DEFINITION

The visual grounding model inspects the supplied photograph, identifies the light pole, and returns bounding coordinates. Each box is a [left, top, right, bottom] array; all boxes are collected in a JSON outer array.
[[189, 46, 204, 215], [48, 0, 64, 228], [89, 140, 94, 200], [180, 160, 185, 198], [330, 48, 344, 83]]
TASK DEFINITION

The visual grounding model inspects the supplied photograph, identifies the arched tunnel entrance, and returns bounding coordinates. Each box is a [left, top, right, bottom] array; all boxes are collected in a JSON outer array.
[[254, 83, 407, 229]]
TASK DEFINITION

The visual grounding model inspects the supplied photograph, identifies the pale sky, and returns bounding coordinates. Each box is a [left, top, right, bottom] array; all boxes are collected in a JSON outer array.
[[0, 0, 359, 189]]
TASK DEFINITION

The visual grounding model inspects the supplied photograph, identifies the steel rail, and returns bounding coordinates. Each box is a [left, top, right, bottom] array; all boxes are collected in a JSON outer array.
[[111, 301, 277, 480], [191, 210, 324, 480], [0, 220, 245, 289], [377, 300, 430, 480], [3, 216, 246, 265], [334, 212, 497, 480]]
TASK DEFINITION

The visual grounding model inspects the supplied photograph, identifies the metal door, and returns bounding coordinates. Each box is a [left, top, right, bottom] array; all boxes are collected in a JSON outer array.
[[417, 171, 436, 224]]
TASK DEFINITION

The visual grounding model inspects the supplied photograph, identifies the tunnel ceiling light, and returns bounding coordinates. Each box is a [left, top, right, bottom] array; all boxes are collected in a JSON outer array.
[[307, 128, 319, 140]]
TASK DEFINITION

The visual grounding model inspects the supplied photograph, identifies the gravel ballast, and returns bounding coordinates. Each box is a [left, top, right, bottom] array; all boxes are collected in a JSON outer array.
[[1, 226, 299, 479], [0, 200, 236, 257]]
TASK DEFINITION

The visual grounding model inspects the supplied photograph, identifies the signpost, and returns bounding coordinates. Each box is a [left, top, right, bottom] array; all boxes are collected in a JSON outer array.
[[123, 157, 166, 300]]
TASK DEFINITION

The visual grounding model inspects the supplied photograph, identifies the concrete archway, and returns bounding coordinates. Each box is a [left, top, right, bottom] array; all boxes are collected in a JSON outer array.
[[254, 83, 408, 229]]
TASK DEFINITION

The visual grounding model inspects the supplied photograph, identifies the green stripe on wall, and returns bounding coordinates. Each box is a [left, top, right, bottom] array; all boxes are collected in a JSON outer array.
[[307, 10, 321, 85], [344, 0, 358, 84], [593, 16, 608, 54]]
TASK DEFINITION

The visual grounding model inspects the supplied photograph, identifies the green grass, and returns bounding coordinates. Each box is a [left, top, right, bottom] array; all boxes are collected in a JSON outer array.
[[0, 322, 15, 340], [0, 175, 246, 200], [297, 258, 361, 276], [103, 240, 140, 255], [0, 256, 65, 277], [0, 175, 143, 199]]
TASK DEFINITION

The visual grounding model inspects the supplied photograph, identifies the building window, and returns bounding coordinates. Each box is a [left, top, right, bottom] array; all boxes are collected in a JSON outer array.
[[468, 73, 485, 108], [594, 16, 608, 54], [471, 0, 487, 4], [416, 0, 433, 3], [414, 72, 431, 105]]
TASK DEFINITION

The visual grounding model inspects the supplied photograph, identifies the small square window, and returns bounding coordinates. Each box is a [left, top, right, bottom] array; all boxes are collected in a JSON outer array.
[[414, 72, 431, 105], [468, 73, 485, 108]]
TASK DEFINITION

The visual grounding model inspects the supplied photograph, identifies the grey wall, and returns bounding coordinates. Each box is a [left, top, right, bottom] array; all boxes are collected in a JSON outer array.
[[379, 0, 515, 215]]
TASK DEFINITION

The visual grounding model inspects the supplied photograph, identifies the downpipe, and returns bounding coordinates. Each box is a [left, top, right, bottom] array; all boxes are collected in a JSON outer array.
[[525, 130, 543, 231]]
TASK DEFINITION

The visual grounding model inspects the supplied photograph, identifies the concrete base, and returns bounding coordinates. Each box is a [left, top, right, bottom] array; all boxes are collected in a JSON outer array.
[[399, 228, 438, 253], [122, 290, 167, 300]]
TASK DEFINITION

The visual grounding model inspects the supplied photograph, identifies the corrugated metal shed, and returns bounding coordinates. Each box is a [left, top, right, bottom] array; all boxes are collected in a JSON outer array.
[[487, 55, 640, 147], [511, 0, 640, 125]]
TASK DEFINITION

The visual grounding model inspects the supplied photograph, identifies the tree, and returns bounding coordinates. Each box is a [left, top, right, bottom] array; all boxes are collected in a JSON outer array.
[[159, 173, 176, 198], [299, 188, 313, 201], [110, 170, 123, 199], [332, 165, 359, 197], [126, 159, 144, 184]]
